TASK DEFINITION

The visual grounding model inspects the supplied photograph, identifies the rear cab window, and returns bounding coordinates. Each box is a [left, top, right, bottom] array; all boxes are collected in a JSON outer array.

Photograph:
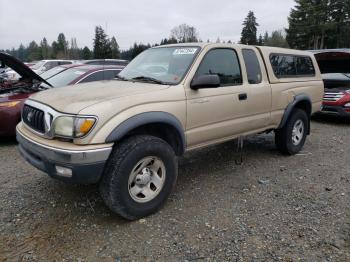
[[270, 54, 315, 78]]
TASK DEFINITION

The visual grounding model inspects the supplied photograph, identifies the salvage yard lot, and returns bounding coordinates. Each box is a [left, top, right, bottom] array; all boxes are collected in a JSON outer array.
[[0, 116, 349, 261]]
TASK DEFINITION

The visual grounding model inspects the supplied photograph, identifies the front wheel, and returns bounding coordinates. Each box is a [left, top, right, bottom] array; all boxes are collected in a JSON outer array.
[[99, 135, 178, 220], [275, 109, 309, 155]]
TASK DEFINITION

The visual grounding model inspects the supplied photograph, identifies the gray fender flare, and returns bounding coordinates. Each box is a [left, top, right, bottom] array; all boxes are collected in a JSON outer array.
[[105, 112, 186, 154], [278, 94, 312, 133]]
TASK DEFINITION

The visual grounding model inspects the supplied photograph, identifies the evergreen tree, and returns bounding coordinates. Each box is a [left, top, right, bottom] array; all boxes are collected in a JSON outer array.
[[81, 46, 92, 59], [110, 36, 120, 59], [17, 44, 26, 61], [93, 26, 112, 58], [27, 41, 41, 61], [286, 0, 349, 49], [264, 30, 289, 48], [56, 33, 68, 58], [328, 0, 350, 48], [257, 34, 264, 46], [40, 37, 49, 59], [51, 41, 59, 59], [240, 11, 259, 45]]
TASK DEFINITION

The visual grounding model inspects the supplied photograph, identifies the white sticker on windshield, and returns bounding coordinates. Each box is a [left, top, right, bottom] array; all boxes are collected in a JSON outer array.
[[74, 71, 85, 75], [173, 48, 197, 55]]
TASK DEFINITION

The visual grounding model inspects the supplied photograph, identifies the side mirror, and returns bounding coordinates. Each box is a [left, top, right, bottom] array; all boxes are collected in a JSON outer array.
[[190, 74, 220, 90]]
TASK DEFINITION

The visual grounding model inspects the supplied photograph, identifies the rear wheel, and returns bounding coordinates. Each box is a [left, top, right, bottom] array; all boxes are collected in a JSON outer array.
[[275, 109, 309, 155], [99, 135, 178, 220]]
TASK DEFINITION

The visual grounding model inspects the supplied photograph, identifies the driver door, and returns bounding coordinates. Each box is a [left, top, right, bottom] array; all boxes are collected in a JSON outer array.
[[185, 48, 248, 148]]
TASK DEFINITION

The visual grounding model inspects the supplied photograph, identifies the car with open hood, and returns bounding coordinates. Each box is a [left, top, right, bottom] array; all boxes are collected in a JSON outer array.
[[0, 52, 53, 136], [0, 52, 124, 136], [312, 49, 350, 117]]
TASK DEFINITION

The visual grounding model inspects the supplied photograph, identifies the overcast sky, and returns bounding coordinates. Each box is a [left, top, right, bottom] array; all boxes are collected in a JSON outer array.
[[0, 0, 296, 50]]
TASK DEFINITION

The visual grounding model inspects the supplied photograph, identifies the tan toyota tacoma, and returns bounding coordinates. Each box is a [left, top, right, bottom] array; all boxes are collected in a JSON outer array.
[[16, 43, 323, 220]]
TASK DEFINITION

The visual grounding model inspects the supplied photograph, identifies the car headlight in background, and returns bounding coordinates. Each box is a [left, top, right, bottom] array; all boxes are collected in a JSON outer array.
[[54, 116, 96, 138], [0, 101, 21, 108]]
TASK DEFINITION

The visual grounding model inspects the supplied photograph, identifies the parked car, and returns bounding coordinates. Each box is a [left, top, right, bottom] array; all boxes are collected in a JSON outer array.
[[30, 60, 76, 75], [0, 52, 52, 137], [16, 43, 323, 220], [313, 49, 350, 117], [38, 64, 83, 80], [0, 52, 124, 136], [1, 62, 38, 81], [81, 59, 129, 66], [41, 64, 124, 88]]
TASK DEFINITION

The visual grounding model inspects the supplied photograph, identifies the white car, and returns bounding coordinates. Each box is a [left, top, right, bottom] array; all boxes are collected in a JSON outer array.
[[30, 60, 76, 75]]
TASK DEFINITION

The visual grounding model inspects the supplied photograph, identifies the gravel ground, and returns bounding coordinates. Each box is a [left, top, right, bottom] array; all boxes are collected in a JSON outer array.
[[0, 115, 349, 261]]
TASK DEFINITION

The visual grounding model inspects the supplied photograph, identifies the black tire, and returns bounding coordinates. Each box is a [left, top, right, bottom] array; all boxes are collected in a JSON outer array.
[[275, 109, 309, 155], [99, 135, 178, 220]]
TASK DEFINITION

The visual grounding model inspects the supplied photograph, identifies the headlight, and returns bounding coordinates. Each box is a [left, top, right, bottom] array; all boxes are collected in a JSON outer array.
[[0, 101, 21, 108], [54, 116, 96, 138]]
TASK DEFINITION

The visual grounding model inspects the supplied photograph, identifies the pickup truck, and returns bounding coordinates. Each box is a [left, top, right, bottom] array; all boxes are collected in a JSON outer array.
[[16, 43, 323, 220]]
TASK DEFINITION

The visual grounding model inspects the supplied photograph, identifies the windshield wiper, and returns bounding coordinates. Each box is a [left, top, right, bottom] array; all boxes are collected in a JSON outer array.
[[131, 76, 166, 85]]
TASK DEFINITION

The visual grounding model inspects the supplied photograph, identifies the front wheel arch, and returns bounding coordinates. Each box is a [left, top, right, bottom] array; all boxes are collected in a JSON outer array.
[[105, 112, 186, 156]]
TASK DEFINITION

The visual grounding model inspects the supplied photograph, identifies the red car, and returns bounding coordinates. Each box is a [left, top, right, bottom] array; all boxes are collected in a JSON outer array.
[[0, 52, 124, 136], [313, 49, 350, 117]]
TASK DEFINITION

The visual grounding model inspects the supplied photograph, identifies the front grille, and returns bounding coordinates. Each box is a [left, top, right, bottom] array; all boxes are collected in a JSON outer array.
[[22, 105, 45, 133], [323, 92, 344, 102]]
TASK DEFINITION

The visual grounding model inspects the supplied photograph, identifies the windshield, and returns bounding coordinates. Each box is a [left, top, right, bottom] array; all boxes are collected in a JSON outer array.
[[44, 68, 89, 88], [40, 66, 66, 80], [31, 61, 46, 70], [119, 46, 200, 84]]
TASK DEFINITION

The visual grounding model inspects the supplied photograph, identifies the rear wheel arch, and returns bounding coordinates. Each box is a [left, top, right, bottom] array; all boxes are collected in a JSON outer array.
[[278, 94, 312, 134], [105, 112, 186, 156]]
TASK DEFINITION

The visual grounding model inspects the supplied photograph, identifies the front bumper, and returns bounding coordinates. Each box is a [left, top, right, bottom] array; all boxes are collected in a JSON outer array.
[[320, 104, 350, 118], [16, 128, 112, 184]]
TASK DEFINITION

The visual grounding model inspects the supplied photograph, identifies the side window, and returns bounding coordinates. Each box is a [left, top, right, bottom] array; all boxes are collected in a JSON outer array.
[[196, 49, 242, 86], [295, 56, 315, 75], [270, 54, 315, 78], [102, 70, 121, 79], [79, 70, 120, 83], [242, 49, 262, 84], [79, 71, 105, 83], [45, 62, 56, 70], [59, 61, 72, 66]]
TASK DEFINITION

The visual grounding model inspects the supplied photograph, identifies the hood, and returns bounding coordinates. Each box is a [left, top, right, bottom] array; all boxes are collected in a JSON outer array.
[[29, 80, 170, 113], [0, 52, 52, 87], [314, 51, 350, 74]]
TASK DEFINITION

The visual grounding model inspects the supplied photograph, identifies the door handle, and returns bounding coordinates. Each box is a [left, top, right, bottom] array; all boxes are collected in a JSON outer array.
[[238, 93, 247, 101]]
